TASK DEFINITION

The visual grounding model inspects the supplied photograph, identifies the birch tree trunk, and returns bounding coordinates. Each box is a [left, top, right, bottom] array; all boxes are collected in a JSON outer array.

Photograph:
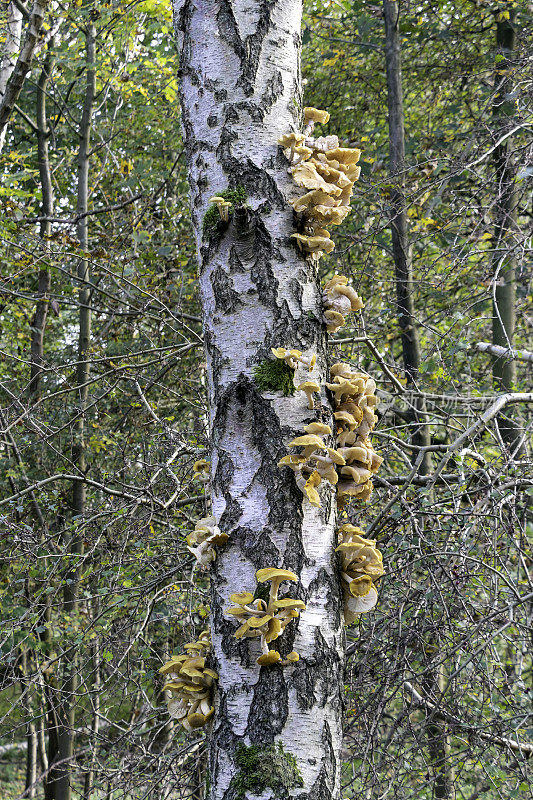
[[173, 2, 344, 798], [0, 0, 50, 153], [0, 2, 23, 103]]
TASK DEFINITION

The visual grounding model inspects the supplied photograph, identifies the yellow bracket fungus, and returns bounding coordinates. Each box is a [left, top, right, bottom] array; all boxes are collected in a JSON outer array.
[[278, 106, 362, 265], [225, 569, 305, 665], [271, 347, 316, 372], [159, 630, 217, 731], [335, 525, 384, 625]]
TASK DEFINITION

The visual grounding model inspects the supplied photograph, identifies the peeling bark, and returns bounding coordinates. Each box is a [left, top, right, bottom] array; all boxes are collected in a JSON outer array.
[[173, 2, 344, 798]]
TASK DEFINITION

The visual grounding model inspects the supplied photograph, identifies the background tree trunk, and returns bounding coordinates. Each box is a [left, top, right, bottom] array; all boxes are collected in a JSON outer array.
[[173, 1, 344, 798], [53, 23, 95, 800], [491, 10, 523, 456], [383, 0, 431, 475], [29, 41, 54, 400]]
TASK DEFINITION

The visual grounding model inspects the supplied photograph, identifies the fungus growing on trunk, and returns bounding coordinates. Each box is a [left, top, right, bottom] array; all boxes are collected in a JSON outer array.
[[225, 569, 305, 665], [335, 526, 384, 625], [186, 515, 228, 568], [159, 630, 217, 731], [271, 347, 316, 372], [279, 107, 362, 265], [296, 379, 321, 409], [322, 274, 364, 334], [192, 458, 210, 483]]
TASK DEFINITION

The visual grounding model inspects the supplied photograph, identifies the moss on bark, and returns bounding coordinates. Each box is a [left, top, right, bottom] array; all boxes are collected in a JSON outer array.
[[230, 741, 303, 800], [253, 358, 295, 396]]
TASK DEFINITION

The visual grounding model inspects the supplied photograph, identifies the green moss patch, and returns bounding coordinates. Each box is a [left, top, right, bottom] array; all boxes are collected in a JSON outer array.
[[253, 358, 295, 396], [230, 741, 303, 800], [202, 187, 248, 237]]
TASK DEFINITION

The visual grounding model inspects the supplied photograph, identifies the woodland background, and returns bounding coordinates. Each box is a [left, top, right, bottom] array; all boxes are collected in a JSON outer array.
[[0, 1, 531, 799]]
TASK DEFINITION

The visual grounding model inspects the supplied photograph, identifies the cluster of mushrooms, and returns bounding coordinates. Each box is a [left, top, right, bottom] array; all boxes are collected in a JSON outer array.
[[225, 568, 304, 665], [279, 107, 361, 264], [186, 515, 229, 568], [159, 631, 218, 731], [323, 274, 364, 334], [326, 361, 382, 508], [278, 421, 343, 507], [336, 525, 384, 624]]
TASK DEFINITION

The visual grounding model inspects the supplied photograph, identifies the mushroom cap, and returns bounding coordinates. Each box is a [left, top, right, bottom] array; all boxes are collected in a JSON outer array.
[[229, 591, 255, 605], [291, 161, 342, 196], [337, 480, 369, 498], [225, 606, 249, 617], [335, 284, 364, 312], [256, 650, 282, 666], [312, 205, 350, 225], [284, 651, 300, 663], [255, 567, 298, 585], [303, 107, 330, 124], [246, 615, 272, 629], [326, 447, 346, 466], [325, 147, 361, 165], [291, 189, 335, 213], [345, 585, 378, 616], [338, 523, 367, 539], [340, 465, 372, 484], [187, 712, 210, 729], [303, 422, 332, 436], [324, 275, 349, 291], [334, 410, 358, 428], [304, 470, 322, 507], [271, 346, 302, 363], [271, 598, 306, 610], [209, 531, 229, 546], [347, 575, 373, 597], [324, 310, 345, 332], [289, 433, 325, 451], [330, 361, 353, 378], [291, 233, 336, 254], [159, 655, 188, 674], [264, 617, 283, 643], [278, 454, 307, 470], [208, 196, 231, 207], [293, 145, 313, 162], [278, 132, 305, 149], [234, 621, 252, 639]]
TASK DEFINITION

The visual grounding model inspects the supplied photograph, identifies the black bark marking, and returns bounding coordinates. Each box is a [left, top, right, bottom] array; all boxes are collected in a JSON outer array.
[[211, 265, 244, 316], [246, 666, 289, 741]]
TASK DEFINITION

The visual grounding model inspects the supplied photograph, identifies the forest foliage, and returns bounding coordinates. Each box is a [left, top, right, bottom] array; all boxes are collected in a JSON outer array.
[[0, 1, 531, 799]]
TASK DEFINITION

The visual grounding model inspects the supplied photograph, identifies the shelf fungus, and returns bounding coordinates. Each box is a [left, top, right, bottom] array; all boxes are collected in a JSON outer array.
[[336, 525, 384, 625], [325, 362, 383, 509], [279, 107, 362, 264], [279, 426, 345, 508], [225, 569, 305, 666], [159, 630, 217, 731], [271, 347, 316, 372], [186, 516, 228, 568]]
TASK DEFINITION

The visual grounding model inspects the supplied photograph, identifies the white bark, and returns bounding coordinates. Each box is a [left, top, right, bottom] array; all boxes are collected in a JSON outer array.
[[173, 2, 344, 799], [0, 0, 49, 153], [0, 2, 22, 99]]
